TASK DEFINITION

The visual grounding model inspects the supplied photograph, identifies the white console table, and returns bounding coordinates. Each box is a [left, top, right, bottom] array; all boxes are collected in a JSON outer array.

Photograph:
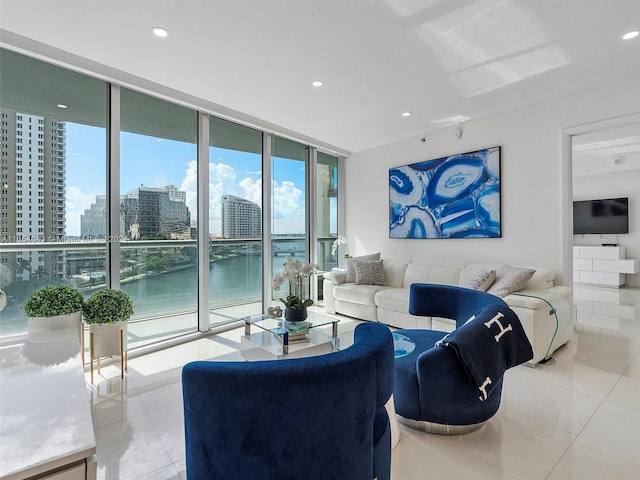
[[0, 328, 96, 480], [573, 246, 640, 287]]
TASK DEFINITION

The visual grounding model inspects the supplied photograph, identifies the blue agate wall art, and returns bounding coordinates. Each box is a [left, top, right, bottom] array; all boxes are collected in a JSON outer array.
[[389, 146, 501, 239]]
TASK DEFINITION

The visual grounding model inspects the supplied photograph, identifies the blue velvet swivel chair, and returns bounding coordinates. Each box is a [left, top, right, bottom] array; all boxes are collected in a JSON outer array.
[[393, 284, 533, 434], [182, 322, 394, 480]]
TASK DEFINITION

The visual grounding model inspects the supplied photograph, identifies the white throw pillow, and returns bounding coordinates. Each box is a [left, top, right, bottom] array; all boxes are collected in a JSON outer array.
[[487, 265, 536, 298], [355, 260, 387, 286], [345, 253, 381, 283], [465, 269, 496, 291]]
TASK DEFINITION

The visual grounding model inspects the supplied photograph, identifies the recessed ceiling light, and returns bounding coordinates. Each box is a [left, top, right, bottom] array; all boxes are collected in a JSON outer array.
[[56, 104, 68, 109], [152, 27, 170, 38], [622, 30, 639, 40], [402, 112, 411, 117], [312, 80, 324, 87]]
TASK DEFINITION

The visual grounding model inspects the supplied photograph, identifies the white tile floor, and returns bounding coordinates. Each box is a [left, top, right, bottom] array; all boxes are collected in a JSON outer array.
[[88, 286, 640, 480]]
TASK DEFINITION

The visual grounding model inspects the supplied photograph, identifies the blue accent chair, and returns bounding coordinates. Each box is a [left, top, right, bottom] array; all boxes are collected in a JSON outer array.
[[182, 322, 394, 480], [393, 283, 531, 434]]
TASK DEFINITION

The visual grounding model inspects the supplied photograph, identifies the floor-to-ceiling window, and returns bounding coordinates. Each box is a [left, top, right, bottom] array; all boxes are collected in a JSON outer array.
[[209, 117, 263, 325], [0, 49, 107, 336], [119, 88, 199, 346], [315, 151, 339, 299], [0, 48, 345, 346], [271, 137, 310, 301]]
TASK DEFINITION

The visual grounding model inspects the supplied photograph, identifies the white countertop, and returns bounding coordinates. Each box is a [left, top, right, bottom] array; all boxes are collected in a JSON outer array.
[[0, 328, 96, 479]]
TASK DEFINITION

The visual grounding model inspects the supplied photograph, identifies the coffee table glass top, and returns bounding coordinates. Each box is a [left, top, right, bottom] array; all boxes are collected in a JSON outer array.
[[245, 312, 338, 336], [392, 332, 416, 358]]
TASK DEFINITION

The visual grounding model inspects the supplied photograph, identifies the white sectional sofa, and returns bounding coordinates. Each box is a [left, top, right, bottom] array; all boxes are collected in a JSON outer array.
[[323, 259, 573, 365]]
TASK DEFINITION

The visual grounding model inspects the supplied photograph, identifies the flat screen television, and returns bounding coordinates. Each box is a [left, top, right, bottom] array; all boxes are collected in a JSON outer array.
[[573, 197, 629, 234]]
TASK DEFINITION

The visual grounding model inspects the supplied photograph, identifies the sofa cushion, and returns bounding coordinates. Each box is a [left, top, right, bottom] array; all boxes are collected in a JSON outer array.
[[334, 283, 390, 305], [487, 265, 536, 298], [382, 259, 409, 288], [345, 253, 381, 283], [355, 260, 387, 286], [461, 264, 556, 291], [402, 261, 463, 288], [375, 288, 410, 312], [465, 268, 496, 291]]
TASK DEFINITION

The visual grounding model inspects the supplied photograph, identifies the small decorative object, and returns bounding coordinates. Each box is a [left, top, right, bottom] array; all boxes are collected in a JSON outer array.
[[273, 256, 318, 322], [267, 306, 282, 318], [83, 289, 134, 383], [389, 146, 501, 239], [22, 284, 84, 342], [331, 235, 351, 259], [284, 306, 307, 322]]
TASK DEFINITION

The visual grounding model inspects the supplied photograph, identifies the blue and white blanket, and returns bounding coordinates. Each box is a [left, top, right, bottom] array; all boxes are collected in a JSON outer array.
[[436, 304, 533, 401]]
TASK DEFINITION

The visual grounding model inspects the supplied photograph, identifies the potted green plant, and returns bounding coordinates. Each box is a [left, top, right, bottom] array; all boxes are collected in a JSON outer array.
[[83, 289, 134, 381], [22, 284, 84, 341]]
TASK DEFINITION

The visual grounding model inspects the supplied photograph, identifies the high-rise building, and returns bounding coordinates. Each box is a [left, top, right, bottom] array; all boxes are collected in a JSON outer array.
[[82, 185, 191, 240], [0, 109, 66, 281], [221, 195, 261, 238], [80, 194, 107, 238]]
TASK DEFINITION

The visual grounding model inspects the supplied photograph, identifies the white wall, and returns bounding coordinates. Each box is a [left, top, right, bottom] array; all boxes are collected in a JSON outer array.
[[345, 77, 640, 286], [573, 169, 640, 287]]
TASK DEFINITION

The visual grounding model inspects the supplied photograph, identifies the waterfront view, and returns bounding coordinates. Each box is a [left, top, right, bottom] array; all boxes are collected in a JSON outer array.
[[0, 50, 340, 350], [0, 239, 339, 338]]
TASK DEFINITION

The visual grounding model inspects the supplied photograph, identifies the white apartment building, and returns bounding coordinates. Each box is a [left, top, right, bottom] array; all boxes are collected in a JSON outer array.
[[221, 195, 261, 239], [0, 110, 66, 281]]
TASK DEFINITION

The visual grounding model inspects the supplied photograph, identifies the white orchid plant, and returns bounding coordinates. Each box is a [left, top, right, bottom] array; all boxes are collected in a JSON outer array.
[[273, 256, 319, 309], [331, 235, 351, 259]]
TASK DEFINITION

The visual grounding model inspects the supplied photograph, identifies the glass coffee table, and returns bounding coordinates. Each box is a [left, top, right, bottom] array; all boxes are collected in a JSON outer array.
[[243, 310, 339, 356]]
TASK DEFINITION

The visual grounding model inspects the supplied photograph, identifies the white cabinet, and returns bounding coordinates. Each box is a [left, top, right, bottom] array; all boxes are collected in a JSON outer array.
[[573, 246, 640, 287], [0, 328, 96, 480]]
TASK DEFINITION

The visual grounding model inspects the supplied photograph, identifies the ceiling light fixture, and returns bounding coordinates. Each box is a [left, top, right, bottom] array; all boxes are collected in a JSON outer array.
[[56, 104, 68, 109], [152, 27, 170, 38], [311, 80, 324, 87], [402, 112, 411, 117], [622, 30, 639, 40]]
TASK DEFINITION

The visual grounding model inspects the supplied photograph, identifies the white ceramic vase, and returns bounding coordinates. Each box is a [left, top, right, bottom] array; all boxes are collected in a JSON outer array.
[[28, 311, 83, 343], [89, 321, 128, 358]]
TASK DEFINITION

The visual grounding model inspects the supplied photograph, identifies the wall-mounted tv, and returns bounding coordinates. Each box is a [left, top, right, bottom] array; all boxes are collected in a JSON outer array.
[[573, 197, 629, 235]]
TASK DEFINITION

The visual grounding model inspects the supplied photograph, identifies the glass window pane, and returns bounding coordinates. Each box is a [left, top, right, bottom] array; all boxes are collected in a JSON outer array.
[[119, 88, 198, 344], [209, 117, 263, 322], [316, 152, 338, 300], [271, 136, 309, 300], [0, 49, 107, 335]]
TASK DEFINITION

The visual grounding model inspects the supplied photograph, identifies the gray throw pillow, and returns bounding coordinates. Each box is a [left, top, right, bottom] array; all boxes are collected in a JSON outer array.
[[487, 265, 536, 298], [355, 260, 386, 286], [465, 269, 496, 291], [345, 253, 381, 283]]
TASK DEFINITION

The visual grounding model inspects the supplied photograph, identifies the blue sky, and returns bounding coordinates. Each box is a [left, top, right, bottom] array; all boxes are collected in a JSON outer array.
[[65, 123, 308, 236]]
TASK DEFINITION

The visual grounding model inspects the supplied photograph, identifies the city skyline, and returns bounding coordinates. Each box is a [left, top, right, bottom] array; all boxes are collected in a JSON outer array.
[[64, 122, 308, 238]]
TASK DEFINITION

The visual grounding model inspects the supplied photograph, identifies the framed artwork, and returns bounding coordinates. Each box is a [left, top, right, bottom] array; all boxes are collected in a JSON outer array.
[[389, 146, 501, 239]]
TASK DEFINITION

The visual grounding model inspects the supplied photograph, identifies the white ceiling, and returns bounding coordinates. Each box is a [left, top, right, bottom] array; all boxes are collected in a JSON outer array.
[[573, 123, 640, 177], [1, 0, 639, 154]]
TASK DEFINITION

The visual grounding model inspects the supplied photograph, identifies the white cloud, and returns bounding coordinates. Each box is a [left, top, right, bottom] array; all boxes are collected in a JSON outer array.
[[240, 177, 262, 206], [179, 162, 306, 235], [272, 180, 304, 234]]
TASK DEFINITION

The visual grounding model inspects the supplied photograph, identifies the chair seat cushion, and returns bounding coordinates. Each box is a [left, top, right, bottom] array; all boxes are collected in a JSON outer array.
[[393, 328, 504, 425], [393, 330, 447, 420]]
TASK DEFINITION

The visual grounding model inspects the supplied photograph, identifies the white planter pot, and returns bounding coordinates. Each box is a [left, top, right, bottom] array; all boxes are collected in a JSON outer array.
[[28, 311, 83, 343], [89, 321, 127, 358]]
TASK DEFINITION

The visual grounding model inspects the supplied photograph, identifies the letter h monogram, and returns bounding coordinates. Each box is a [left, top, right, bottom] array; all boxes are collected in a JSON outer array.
[[483, 312, 512, 342]]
